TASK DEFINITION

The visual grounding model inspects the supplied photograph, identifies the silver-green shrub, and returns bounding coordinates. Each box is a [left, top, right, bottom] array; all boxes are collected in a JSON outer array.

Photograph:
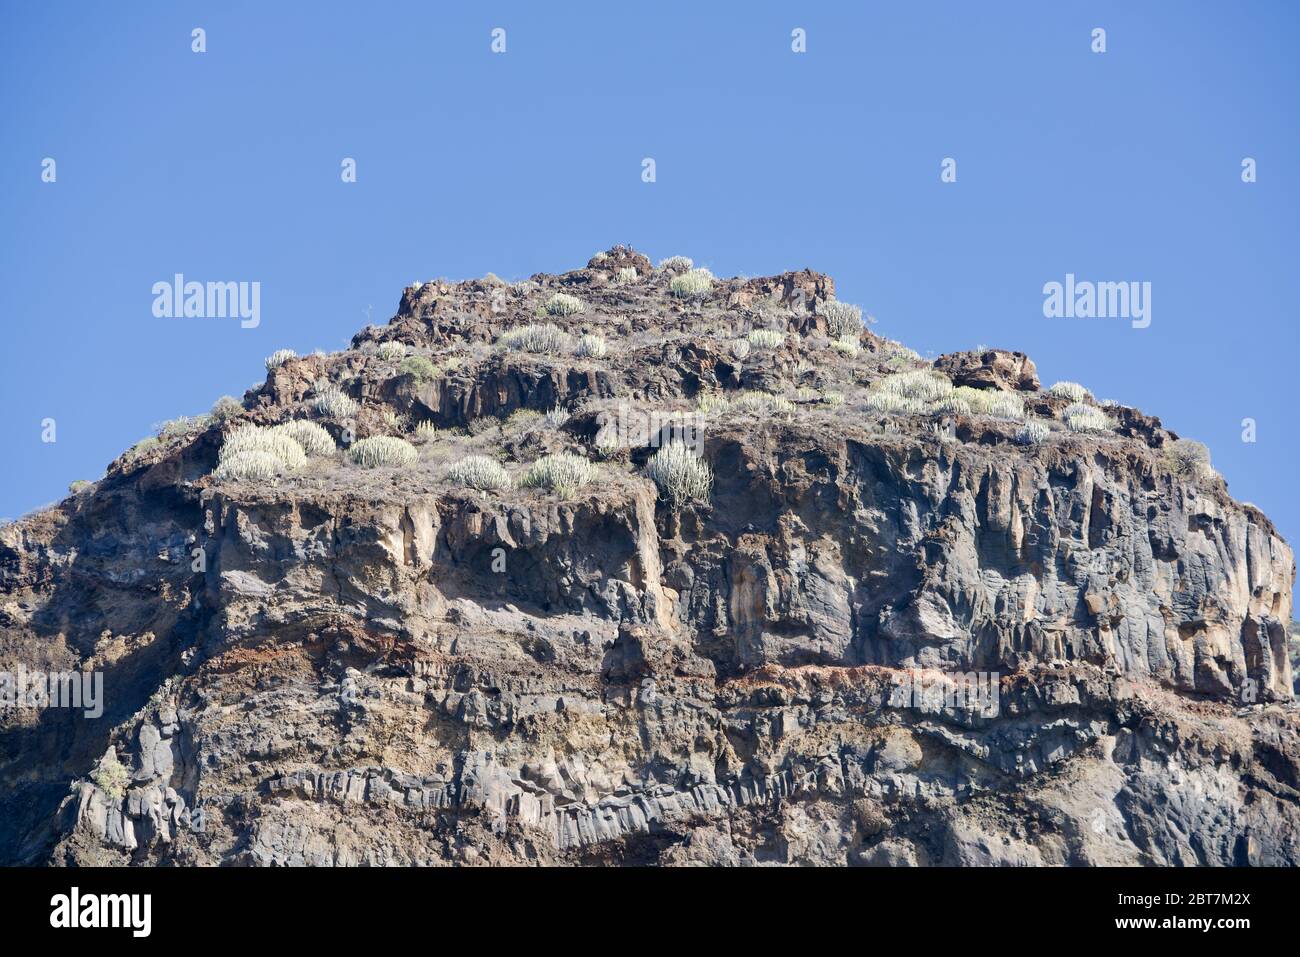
[[822, 301, 863, 339], [747, 329, 785, 350], [349, 436, 418, 468], [500, 323, 572, 354], [1062, 403, 1114, 433], [1048, 381, 1092, 403], [520, 452, 596, 498], [545, 293, 585, 316], [447, 455, 511, 490], [269, 420, 336, 456], [646, 441, 713, 507], [576, 333, 607, 359], [265, 349, 297, 371], [315, 387, 358, 418], [670, 268, 714, 297]]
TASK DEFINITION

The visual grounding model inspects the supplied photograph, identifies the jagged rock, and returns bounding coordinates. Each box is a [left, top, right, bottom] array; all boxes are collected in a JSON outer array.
[[0, 247, 1295, 867]]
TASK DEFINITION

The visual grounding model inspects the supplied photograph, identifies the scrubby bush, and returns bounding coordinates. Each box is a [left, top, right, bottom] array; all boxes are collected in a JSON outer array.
[[695, 393, 730, 414], [349, 436, 418, 468], [670, 268, 714, 298], [1164, 438, 1212, 478], [865, 392, 925, 416], [731, 391, 793, 414], [376, 341, 408, 361], [265, 349, 297, 371], [822, 301, 864, 339], [876, 370, 954, 404], [156, 415, 212, 439], [658, 255, 693, 272], [212, 449, 285, 481], [269, 420, 336, 456], [399, 355, 440, 382], [1016, 421, 1051, 445], [1048, 381, 1092, 403], [615, 267, 638, 284], [545, 293, 585, 316], [576, 333, 608, 359], [747, 329, 785, 350], [91, 750, 129, 800], [520, 452, 596, 498], [210, 395, 244, 422], [315, 387, 358, 418], [219, 425, 308, 470], [1062, 403, 1114, 433], [646, 441, 713, 508], [68, 480, 92, 495], [831, 335, 860, 357], [984, 393, 1026, 421], [731, 339, 751, 360], [447, 455, 511, 490], [500, 323, 572, 354]]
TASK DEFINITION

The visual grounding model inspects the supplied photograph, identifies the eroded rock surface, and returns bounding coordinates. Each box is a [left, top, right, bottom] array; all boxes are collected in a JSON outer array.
[[1, 247, 1294, 866]]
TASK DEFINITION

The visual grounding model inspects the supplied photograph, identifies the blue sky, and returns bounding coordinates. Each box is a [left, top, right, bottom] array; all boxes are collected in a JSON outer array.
[[1, 1, 1297, 546]]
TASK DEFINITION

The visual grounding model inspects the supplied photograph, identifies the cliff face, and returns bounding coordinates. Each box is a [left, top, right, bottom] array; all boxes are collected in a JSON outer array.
[[1, 247, 1296, 866]]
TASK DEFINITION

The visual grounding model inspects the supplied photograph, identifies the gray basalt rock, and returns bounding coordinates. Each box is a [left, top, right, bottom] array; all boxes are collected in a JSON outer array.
[[1, 247, 1295, 866]]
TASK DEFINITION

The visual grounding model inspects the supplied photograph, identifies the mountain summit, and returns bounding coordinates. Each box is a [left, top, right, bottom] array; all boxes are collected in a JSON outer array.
[[2, 246, 1295, 865]]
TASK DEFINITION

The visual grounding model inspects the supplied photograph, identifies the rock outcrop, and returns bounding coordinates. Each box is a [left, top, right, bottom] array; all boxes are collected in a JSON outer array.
[[1, 247, 1295, 866]]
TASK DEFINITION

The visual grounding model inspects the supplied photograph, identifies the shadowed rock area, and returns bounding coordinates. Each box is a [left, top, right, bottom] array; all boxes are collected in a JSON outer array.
[[1, 247, 1296, 866]]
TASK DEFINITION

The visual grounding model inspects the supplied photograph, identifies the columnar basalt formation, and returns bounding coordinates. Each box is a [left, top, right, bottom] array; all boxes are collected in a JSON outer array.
[[1, 247, 1295, 866]]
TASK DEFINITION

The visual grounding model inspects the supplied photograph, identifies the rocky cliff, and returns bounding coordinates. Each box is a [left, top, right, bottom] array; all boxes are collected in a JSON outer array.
[[2, 247, 1296, 866]]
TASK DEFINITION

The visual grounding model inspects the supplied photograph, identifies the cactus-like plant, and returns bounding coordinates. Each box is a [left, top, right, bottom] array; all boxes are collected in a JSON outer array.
[[520, 452, 597, 499], [348, 436, 418, 468], [545, 293, 585, 316], [746, 329, 785, 350], [646, 441, 713, 508], [219, 425, 307, 470], [615, 266, 638, 284], [269, 420, 336, 456], [499, 323, 572, 354], [670, 268, 714, 298], [822, 301, 864, 339], [314, 386, 358, 418], [658, 255, 693, 272], [1062, 402, 1114, 433], [446, 455, 511, 490], [265, 349, 297, 371], [376, 341, 408, 361], [1048, 381, 1092, 403], [576, 333, 607, 359], [1016, 421, 1052, 445]]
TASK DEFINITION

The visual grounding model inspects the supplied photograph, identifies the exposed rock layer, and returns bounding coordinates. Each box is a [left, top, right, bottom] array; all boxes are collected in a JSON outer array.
[[0, 247, 1294, 866]]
